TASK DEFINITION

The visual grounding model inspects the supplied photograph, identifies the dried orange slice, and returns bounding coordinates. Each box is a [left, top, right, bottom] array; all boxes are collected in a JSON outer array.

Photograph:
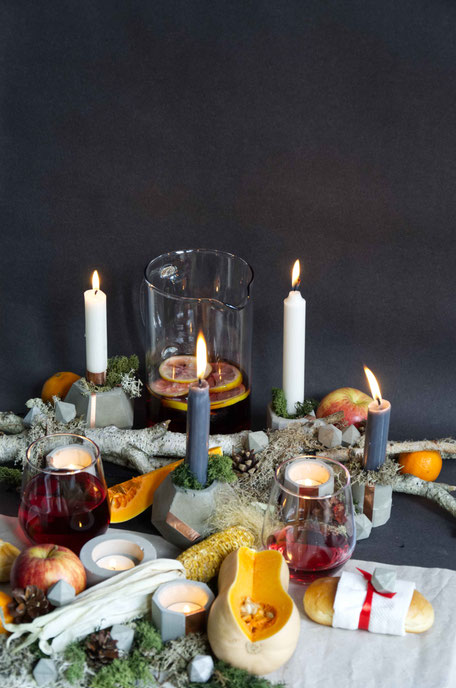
[[159, 355, 212, 383], [150, 378, 189, 397], [207, 362, 242, 393]]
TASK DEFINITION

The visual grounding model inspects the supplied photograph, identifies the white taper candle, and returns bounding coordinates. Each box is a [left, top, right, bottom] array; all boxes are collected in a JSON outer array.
[[282, 260, 306, 415], [84, 270, 107, 376]]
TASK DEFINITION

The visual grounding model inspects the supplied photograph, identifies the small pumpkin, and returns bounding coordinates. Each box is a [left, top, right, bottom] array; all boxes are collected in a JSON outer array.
[[207, 546, 301, 674]]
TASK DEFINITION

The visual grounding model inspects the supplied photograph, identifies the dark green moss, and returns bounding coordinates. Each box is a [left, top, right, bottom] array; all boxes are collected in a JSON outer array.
[[271, 388, 317, 419], [172, 454, 237, 490], [191, 660, 285, 688], [0, 466, 22, 489]]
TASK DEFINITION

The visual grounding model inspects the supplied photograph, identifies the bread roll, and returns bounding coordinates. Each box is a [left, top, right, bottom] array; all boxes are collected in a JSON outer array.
[[304, 576, 434, 633]]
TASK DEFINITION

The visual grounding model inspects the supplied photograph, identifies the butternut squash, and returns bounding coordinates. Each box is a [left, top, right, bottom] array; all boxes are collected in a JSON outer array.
[[207, 547, 300, 674]]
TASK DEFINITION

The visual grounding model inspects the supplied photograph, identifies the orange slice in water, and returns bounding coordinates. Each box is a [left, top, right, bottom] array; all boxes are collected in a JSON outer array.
[[150, 378, 189, 397], [207, 362, 242, 393], [159, 355, 212, 383]]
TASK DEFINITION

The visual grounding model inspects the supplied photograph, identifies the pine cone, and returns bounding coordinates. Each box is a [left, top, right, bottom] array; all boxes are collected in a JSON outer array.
[[85, 630, 119, 664], [8, 585, 52, 623], [232, 449, 260, 475]]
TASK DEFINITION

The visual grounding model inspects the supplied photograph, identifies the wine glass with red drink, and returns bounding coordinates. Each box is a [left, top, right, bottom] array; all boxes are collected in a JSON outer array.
[[262, 456, 356, 583], [19, 434, 110, 554]]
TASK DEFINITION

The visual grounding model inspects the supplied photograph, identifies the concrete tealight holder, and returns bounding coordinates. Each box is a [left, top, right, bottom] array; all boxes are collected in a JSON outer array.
[[267, 403, 315, 430], [152, 580, 215, 642], [65, 379, 134, 429], [151, 475, 231, 549], [79, 533, 157, 585], [351, 483, 393, 528]]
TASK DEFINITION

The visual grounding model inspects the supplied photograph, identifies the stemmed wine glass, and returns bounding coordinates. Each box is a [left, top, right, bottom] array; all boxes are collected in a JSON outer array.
[[262, 456, 356, 582], [18, 433, 110, 554]]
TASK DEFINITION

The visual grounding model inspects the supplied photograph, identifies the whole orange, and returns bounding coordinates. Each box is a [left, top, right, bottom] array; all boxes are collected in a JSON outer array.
[[0, 590, 13, 633], [41, 371, 80, 404], [398, 450, 442, 481]]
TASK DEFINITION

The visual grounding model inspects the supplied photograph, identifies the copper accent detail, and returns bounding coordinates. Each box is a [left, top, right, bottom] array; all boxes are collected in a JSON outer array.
[[89, 393, 97, 429], [363, 484, 375, 521], [185, 609, 207, 635], [86, 370, 107, 385], [165, 512, 201, 542]]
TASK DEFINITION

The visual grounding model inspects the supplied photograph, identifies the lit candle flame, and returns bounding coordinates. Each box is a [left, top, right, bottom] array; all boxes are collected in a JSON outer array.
[[302, 478, 315, 487], [291, 259, 300, 288], [109, 558, 117, 569], [183, 604, 191, 613], [196, 332, 207, 380], [364, 366, 382, 404], [92, 270, 100, 291]]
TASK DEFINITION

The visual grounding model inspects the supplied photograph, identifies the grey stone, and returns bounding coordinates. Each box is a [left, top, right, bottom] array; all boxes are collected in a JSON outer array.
[[23, 406, 46, 427], [54, 399, 77, 424], [355, 513, 372, 540], [65, 379, 134, 429], [110, 624, 135, 653], [351, 484, 393, 528], [152, 476, 233, 549], [33, 659, 58, 686], [267, 403, 314, 431], [372, 568, 397, 594], [318, 424, 342, 448], [47, 579, 76, 606], [247, 430, 269, 452], [341, 424, 361, 447], [187, 654, 215, 683]]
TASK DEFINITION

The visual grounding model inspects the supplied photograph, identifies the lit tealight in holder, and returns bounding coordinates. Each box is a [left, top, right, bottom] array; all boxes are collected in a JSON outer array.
[[152, 580, 215, 642], [79, 533, 157, 585], [47, 445, 94, 470], [284, 456, 335, 497]]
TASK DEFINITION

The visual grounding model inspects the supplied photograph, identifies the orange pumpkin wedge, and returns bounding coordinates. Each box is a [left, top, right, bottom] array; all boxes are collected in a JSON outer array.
[[108, 446, 223, 523]]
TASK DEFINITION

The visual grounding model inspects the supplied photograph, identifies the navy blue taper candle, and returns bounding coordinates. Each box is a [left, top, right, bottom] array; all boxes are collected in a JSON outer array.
[[186, 334, 210, 485], [363, 367, 391, 471]]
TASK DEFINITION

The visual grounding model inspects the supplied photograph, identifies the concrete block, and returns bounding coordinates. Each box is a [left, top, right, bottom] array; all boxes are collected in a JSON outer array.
[[267, 404, 314, 431], [110, 624, 135, 653], [23, 406, 46, 427], [355, 513, 372, 540], [318, 424, 342, 448], [47, 580, 76, 607], [247, 430, 269, 453], [351, 484, 393, 528], [372, 568, 397, 594], [187, 654, 215, 683], [33, 659, 58, 686], [54, 400, 77, 424], [341, 424, 361, 447], [152, 476, 233, 549], [65, 379, 134, 429]]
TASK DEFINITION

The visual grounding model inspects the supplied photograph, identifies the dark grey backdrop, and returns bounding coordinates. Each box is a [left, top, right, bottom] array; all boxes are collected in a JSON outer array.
[[2, 1, 456, 439]]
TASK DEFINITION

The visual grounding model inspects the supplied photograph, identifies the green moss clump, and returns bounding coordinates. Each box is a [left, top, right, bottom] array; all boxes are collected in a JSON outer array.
[[192, 660, 285, 688], [64, 641, 86, 684], [134, 619, 163, 654], [0, 466, 22, 489], [271, 388, 317, 419], [172, 455, 237, 490], [89, 652, 154, 688], [105, 355, 139, 388]]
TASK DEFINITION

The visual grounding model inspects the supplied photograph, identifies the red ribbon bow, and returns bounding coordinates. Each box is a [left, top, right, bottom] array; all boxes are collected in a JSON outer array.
[[357, 568, 396, 631]]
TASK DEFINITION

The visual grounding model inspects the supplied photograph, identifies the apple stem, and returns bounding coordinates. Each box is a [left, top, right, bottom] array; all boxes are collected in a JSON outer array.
[[47, 545, 59, 558]]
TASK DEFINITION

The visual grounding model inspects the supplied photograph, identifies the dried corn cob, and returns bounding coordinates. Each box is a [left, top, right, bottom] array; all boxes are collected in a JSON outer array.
[[177, 526, 255, 583]]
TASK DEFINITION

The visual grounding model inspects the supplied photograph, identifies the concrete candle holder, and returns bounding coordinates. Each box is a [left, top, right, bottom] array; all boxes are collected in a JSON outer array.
[[65, 379, 134, 429], [152, 580, 214, 642], [351, 483, 393, 528], [151, 476, 230, 549], [267, 403, 315, 430], [79, 533, 157, 585]]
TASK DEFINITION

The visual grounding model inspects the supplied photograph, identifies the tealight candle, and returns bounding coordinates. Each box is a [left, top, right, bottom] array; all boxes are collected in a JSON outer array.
[[46, 445, 94, 470], [284, 457, 335, 497], [167, 602, 202, 613], [96, 555, 136, 571]]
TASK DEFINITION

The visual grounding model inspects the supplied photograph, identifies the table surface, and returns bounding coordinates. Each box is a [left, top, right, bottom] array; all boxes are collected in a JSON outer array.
[[2, 457, 456, 571]]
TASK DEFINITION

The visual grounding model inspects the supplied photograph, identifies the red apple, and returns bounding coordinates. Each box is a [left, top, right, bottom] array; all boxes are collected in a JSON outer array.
[[10, 544, 86, 594], [316, 387, 373, 427]]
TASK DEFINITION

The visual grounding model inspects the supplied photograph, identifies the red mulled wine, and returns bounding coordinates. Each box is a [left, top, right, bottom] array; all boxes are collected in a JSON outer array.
[[18, 471, 110, 554], [267, 525, 353, 582]]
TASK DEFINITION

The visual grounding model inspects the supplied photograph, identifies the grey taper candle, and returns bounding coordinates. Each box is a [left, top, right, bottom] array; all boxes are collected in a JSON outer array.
[[186, 379, 210, 484], [363, 399, 391, 471]]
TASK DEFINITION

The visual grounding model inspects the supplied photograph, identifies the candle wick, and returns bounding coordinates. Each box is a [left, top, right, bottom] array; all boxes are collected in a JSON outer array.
[[293, 278, 301, 291], [377, 397, 381, 406], [198, 378, 202, 387]]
